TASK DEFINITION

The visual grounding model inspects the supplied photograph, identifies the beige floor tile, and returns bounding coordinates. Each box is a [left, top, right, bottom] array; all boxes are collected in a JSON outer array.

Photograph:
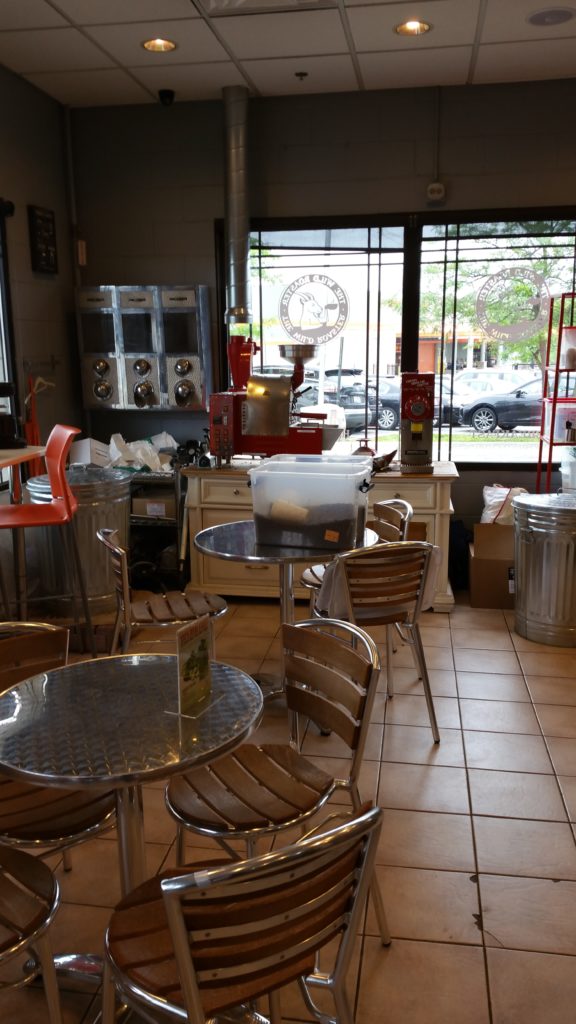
[[213, 633, 272, 660], [55, 837, 121, 908], [0, 986, 95, 1023], [480, 874, 576, 954], [302, 721, 383, 761], [451, 628, 515, 651], [142, 785, 178, 844], [456, 672, 529, 701], [420, 609, 451, 628], [394, 645, 455, 671], [357, 937, 490, 1024], [377, 809, 476, 871], [468, 768, 567, 820], [231, 601, 280, 622], [378, 762, 470, 814], [382, 724, 465, 767], [449, 607, 509, 630], [218, 615, 280, 637], [474, 817, 576, 878], [517, 651, 576, 678], [546, 736, 576, 776], [558, 775, 576, 820], [418, 625, 453, 647], [487, 947, 576, 1024], [526, 675, 576, 706], [384, 694, 460, 729], [459, 698, 540, 734], [371, 865, 481, 944], [463, 730, 553, 773], [535, 703, 576, 737], [382, 666, 457, 697], [49, 902, 111, 958], [453, 649, 521, 673]]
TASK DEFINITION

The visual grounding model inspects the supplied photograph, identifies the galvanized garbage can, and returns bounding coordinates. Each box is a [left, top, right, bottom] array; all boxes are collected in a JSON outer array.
[[513, 492, 576, 646], [26, 465, 131, 614]]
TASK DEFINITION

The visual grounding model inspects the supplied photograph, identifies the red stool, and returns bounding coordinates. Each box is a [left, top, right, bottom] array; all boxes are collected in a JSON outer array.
[[0, 424, 96, 656]]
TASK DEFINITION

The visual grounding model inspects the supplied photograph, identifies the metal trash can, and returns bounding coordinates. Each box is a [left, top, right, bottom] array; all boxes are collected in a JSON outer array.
[[513, 492, 576, 646], [26, 465, 131, 614]]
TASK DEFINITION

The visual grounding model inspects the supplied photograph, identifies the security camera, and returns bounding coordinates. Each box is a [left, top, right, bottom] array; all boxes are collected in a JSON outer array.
[[158, 89, 175, 107]]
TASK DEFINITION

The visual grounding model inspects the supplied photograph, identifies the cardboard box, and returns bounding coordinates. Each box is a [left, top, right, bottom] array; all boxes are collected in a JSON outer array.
[[69, 437, 110, 467], [469, 523, 515, 609], [132, 490, 176, 519]]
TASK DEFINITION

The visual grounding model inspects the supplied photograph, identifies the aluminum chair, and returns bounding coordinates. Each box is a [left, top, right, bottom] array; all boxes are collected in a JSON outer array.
[[0, 844, 63, 1024], [0, 622, 116, 858], [101, 805, 383, 1024], [300, 498, 413, 613], [336, 541, 440, 743], [97, 527, 228, 654], [0, 424, 96, 656]]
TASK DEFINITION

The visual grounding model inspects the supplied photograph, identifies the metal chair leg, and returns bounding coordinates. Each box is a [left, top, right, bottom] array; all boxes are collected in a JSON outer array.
[[67, 519, 97, 658], [34, 931, 64, 1024], [0, 560, 11, 618], [410, 624, 440, 743], [385, 624, 395, 697]]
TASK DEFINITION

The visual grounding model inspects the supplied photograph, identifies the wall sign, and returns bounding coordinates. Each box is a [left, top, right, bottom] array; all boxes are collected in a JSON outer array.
[[27, 205, 58, 274]]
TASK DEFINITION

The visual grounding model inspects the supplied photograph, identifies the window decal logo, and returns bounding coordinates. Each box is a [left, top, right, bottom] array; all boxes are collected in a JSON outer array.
[[475, 268, 550, 343], [279, 275, 349, 344]]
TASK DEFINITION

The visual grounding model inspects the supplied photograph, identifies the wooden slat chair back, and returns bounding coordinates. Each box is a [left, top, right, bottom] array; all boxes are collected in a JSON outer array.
[[0, 623, 116, 853], [97, 528, 227, 654], [102, 807, 383, 1024], [0, 844, 63, 1023], [336, 541, 440, 743]]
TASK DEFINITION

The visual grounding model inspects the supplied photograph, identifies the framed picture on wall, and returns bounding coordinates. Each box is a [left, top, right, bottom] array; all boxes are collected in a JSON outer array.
[[27, 205, 58, 274]]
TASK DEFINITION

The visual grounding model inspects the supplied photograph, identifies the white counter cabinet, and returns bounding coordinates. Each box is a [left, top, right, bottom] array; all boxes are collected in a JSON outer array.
[[183, 461, 458, 611]]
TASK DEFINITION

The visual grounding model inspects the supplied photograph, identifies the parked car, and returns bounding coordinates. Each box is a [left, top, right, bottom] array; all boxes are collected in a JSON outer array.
[[435, 368, 536, 425], [458, 377, 544, 432]]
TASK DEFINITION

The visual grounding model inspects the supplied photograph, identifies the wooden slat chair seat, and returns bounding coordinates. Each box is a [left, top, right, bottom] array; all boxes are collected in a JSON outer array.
[[0, 844, 63, 1023], [97, 528, 227, 654], [0, 623, 116, 858], [337, 540, 440, 743], [101, 807, 383, 1024]]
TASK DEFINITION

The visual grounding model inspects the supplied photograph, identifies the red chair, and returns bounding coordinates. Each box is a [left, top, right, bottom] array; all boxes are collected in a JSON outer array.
[[0, 424, 95, 656]]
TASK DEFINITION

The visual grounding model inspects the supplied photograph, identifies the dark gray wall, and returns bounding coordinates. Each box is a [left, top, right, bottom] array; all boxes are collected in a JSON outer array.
[[0, 65, 80, 435]]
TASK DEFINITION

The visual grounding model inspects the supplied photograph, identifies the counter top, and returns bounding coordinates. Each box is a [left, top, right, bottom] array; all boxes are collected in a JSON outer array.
[[182, 460, 458, 481]]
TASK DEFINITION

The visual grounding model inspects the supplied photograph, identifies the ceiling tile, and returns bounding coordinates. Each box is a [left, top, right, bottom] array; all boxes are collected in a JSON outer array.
[[359, 45, 472, 89], [482, 0, 576, 43], [243, 53, 358, 94], [474, 38, 576, 84], [0, 28, 115, 72], [52, 0, 200, 24], [347, 0, 480, 52], [0, 0, 67, 30], [131, 61, 248, 100], [84, 19, 229, 65], [215, 10, 349, 59], [24, 69, 152, 107]]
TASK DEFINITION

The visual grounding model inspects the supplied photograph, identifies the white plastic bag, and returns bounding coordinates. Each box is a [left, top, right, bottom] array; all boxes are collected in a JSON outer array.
[[480, 484, 528, 525]]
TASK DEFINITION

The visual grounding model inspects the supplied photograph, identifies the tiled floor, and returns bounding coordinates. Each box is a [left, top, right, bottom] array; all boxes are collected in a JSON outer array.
[[4, 595, 576, 1023]]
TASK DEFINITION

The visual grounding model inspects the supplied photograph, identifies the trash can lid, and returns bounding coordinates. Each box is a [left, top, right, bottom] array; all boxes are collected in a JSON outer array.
[[27, 465, 131, 500], [512, 492, 576, 512]]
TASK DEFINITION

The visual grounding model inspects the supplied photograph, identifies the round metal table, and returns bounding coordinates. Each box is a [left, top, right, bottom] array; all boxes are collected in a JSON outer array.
[[0, 654, 263, 895], [194, 519, 378, 625]]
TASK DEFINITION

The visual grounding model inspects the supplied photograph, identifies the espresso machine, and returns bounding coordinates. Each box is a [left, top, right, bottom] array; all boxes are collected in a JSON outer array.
[[399, 372, 435, 472], [209, 338, 341, 462]]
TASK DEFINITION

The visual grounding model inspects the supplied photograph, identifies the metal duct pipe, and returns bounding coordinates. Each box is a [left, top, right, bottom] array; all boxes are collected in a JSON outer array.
[[223, 85, 252, 325]]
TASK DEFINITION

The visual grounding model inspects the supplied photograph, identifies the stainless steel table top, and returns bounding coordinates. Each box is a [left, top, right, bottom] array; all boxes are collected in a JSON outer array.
[[0, 654, 263, 789], [195, 519, 378, 564]]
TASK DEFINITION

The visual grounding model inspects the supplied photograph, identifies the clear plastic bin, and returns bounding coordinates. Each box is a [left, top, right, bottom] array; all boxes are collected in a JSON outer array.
[[248, 460, 370, 550]]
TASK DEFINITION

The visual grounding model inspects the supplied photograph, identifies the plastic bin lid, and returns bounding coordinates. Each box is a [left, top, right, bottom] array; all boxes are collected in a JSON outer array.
[[27, 465, 131, 500]]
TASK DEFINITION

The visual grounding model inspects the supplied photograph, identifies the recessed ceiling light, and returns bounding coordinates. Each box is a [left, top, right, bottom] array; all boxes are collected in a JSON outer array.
[[527, 7, 575, 26], [142, 38, 177, 53], [395, 19, 432, 36]]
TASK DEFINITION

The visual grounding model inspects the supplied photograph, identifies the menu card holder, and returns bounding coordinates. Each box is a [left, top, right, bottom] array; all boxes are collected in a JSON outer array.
[[177, 615, 212, 716]]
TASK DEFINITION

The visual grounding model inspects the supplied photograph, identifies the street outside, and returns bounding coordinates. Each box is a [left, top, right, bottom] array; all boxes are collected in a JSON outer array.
[[342, 426, 545, 465]]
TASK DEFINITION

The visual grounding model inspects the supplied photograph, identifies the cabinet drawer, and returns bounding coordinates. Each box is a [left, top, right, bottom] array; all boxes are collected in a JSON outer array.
[[203, 558, 279, 589], [201, 477, 251, 506], [372, 482, 436, 510], [202, 508, 253, 529]]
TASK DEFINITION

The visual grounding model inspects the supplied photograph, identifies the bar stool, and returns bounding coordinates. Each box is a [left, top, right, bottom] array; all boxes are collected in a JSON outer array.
[[0, 424, 96, 657]]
